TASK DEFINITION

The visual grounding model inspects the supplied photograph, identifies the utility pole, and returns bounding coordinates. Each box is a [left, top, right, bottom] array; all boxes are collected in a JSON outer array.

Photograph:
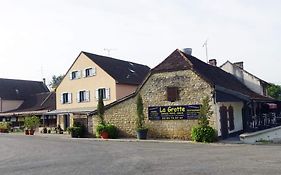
[[202, 39, 209, 62]]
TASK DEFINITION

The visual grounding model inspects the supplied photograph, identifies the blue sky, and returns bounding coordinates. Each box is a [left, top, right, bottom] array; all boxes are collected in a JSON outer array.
[[0, 0, 280, 85]]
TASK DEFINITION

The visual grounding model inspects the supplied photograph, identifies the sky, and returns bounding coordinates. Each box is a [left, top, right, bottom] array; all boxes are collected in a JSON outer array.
[[0, 0, 280, 86]]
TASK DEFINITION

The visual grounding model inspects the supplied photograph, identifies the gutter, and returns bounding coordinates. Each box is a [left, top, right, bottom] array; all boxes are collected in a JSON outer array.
[[0, 97, 2, 112]]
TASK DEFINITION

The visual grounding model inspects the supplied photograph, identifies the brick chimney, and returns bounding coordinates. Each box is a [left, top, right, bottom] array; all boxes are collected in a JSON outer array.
[[234, 62, 244, 69], [208, 59, 217, 66]]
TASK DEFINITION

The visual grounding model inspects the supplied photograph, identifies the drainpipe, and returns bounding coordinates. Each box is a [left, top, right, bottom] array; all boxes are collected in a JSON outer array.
[[0, 97, 2, 112]]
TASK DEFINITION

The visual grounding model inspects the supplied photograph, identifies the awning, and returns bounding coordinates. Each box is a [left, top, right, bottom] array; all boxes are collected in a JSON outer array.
[[45, 107, 96, 115], [266, 103, 277, 109]]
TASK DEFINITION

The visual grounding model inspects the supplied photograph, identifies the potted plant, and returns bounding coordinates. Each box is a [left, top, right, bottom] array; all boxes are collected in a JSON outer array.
[[0, 122, 10, 133], [96, 96, 109, 139], [136, 94, 148, 139], [67, 126, 82, 138], [24, 116, 40, 135]]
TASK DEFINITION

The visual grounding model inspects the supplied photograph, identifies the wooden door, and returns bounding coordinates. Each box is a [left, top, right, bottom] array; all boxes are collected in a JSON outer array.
[[220, 106, 229, 139]]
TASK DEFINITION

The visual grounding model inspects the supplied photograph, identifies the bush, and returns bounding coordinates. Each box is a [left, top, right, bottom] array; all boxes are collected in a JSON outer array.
[[96, 123, 118, 139], [191, 125, 216, 143], [67, 127, 83, 138], [0, 122, 11, 133], [107, 124, 118, 139], [24, 116, 40, 130]]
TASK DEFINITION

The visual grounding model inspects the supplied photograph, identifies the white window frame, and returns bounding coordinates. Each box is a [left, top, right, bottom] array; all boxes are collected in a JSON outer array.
[[77, 90, 90, 103], [95, 88, 110, 101], [83, 67, 96, 78], [70, 70, 82, 80], [61, 92, 72, 104]]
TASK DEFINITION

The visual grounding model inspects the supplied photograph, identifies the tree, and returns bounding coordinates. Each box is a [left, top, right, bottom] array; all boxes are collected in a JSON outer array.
[[267, 83, 281, 100], [198, 97, 213, 127], [97, 95, 105, 125], [49, 75, 64, 90], [136, 94, 145, 130]]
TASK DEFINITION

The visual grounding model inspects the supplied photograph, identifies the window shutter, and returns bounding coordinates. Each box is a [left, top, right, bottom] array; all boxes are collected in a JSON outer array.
[[77, 70, 82, 79], [82, 69, 86, 78], [105, 88, 110, 100], [92, 67, 96, 76], [85, 90, 90, 102], [95, 89, 99, 101], [167, 87, 179, 102], [68, 93, 72, 103], [228, 106, 235, 131], [60, 94, 64, 104], [69, 72, 73, 80], [77, 91, 80, 103]]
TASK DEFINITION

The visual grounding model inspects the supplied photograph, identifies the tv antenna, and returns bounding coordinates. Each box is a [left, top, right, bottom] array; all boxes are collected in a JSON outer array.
[[104, 48, 115, 56], [202, 39, 209, 62]]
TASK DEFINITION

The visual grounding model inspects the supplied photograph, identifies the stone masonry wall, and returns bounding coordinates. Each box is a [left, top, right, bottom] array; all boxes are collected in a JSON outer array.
[[93, 70, 216, 140]]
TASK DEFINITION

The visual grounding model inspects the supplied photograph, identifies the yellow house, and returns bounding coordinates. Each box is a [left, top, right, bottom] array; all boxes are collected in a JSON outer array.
[[52, 51, 150, 132]]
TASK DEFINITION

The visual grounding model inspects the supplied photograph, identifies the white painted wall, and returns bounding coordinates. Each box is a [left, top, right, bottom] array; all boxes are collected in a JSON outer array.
[[221, 62, 264, 95], [216, 102, 244, 136], [240, 126, 281, 144]]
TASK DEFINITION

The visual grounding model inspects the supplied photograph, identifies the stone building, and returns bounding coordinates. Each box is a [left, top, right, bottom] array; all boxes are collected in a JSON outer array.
[[90, 49, 277, 140]]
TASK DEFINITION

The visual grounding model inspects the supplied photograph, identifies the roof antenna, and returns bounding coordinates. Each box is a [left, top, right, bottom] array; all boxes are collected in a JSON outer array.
[[104, 48, 114, 56], [202, 39, 209, 62]]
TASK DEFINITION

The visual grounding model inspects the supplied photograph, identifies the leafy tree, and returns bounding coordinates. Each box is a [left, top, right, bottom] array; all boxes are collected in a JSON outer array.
[[49, 75, 64, 90], [267, 83, 281, 100]]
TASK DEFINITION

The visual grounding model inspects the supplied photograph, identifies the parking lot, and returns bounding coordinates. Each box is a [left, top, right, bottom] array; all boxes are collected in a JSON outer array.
[[1, 134, 281, 175]]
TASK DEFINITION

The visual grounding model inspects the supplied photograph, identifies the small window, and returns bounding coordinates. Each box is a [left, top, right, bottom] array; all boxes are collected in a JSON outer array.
[[96, 88, 110, 100], [77, 90, 90, 102], [70, 71, 81, 80], [61, 93, 72, 104], [83, 68, 96, 77], [167, 87, 179, 102]]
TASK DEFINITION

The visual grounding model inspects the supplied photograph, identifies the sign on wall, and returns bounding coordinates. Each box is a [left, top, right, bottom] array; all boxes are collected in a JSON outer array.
[[148, 105, 201, 120]]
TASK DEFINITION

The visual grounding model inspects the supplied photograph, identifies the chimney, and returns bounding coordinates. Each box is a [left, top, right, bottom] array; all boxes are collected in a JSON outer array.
[[234, 62, 244, 69], [43, 78, 46, 85], [208, 59, 217, 66], [181, 48, 192, 55]]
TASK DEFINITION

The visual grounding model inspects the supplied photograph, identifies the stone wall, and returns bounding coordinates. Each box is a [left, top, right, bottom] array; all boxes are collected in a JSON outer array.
[[93, 70, 215, 140]]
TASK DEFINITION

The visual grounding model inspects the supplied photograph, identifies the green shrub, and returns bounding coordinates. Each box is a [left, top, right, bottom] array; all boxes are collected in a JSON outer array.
[[191, 125, 216, 143], [67, 127, 83, 138], [96, 123, 118, 139], [0, 122, 11, 132], [24, 116, 40, 130], [96, 123, 107, 138], [107, 124, 118, 139]]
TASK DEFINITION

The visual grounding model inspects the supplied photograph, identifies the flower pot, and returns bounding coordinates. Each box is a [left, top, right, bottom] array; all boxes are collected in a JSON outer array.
[[136, 129, 148, 140], [100, 131, 109, 139], [25, 130, 29, 135], [29, 129, 35, 135]]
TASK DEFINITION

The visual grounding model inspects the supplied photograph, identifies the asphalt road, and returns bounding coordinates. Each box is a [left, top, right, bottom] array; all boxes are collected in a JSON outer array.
[[1, 134, 281, 175]]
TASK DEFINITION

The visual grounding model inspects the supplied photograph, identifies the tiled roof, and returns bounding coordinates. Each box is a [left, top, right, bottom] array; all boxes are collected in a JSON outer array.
[[152, 49, 273, 101], [82, 52, 150, 85], [0, 78, 49, 100], [4, 92, 56, 113]]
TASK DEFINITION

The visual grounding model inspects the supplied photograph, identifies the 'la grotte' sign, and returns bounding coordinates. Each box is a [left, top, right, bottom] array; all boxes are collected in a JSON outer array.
[[148, 105, 201, 120]]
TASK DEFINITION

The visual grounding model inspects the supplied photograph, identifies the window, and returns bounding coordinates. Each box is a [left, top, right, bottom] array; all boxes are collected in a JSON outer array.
[[84, 68, 96, 77], [77, 90, 90, 102], [96, 88, 110, 100], [61, 93, 72, 104], [69, 71, 81, 80], [167, 87, 179, 102]]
